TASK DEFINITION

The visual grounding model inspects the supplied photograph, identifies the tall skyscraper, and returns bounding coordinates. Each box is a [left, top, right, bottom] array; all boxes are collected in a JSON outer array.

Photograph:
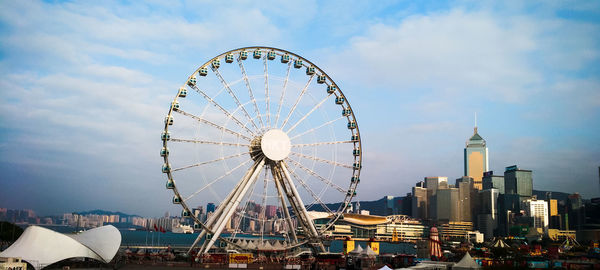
[[482, 171, 505, 194], [436, 188, 460, 222], [504, 165, 533, 197], [425, 177, 448, 191], [464, 124, 489, 190], [412, 186, 428, 220], [477, 188, 499, 239], [455, 176, 475, 222]]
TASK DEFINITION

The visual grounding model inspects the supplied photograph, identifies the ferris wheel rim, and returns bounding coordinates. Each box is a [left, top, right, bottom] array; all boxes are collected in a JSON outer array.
[[162, 46, 363, 252]]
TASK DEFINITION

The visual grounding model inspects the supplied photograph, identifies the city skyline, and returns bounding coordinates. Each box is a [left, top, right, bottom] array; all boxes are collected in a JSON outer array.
[[0, 1, 599, 217]]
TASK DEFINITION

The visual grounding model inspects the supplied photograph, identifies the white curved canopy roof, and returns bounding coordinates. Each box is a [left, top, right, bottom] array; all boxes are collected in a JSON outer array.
[[0, 225, 121, 270]]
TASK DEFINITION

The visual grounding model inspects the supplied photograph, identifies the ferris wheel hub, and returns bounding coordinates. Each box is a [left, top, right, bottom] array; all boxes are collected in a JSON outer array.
[[260, 129, 291, 161]]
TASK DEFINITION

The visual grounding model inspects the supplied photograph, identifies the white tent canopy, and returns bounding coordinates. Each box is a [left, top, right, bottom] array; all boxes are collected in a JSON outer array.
[[453, 252, 481, 270], [0, 225, 121, 270]]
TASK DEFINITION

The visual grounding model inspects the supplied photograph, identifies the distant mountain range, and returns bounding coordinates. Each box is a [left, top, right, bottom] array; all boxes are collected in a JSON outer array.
[[74, 209, 140, 218]]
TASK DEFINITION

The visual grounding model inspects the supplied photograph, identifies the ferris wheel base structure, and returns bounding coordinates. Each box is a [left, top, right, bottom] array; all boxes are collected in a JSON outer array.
[[161, 46, 362, 255]]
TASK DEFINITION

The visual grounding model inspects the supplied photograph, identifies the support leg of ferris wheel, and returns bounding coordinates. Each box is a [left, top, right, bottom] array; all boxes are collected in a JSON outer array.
[[197, 159, 263, 253], [188, 162, 257, 254], [200, 158, 266, 254], [271, 165, 298, 244], [279, 161, 326, 253]]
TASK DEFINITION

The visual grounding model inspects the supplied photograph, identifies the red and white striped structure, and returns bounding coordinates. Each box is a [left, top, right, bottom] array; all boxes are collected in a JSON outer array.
[[429, 227, 442, 260]]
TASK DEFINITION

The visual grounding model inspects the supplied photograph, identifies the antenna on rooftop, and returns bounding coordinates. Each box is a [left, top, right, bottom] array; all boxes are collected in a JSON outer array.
[[474, 112, 478, 134]]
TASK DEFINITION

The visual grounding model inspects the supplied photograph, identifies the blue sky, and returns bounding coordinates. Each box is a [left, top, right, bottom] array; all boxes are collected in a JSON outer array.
[[1, 1, 599, 217]]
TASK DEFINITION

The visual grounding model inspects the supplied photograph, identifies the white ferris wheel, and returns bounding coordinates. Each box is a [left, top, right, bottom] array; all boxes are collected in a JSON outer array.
[[161, 47, 362, 254]]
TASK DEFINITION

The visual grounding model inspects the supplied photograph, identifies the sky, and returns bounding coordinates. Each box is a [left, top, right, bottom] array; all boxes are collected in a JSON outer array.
[[0, 0, 599, 217]]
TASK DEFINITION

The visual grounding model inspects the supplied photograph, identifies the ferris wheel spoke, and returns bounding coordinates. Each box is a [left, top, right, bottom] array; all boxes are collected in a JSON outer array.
[[171, 138, 250, 147], [285, 163, 333, 214], [237, 56, 265, 130], [174, 109, 252, 141], [263, 56, 271, 128], [172, 152, 250, 172], [285, 158, 346, 194], [292, 140, 353, 147], [183, 159, 253, 202], [275, 61, 292, 127], [280, 74, 315, 129], [289, 151, 353, 169], [213, 68, 261, 131], [285, 93, 333, 134], [289, 116, 345, 140], [189, 84, 256, 136]]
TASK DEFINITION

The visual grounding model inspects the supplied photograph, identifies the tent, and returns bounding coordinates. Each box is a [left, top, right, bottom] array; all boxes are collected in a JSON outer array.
[[349, 245, 363, 256], [0, 225, 121, 270], [453, 252, 481, 270], [492, 238, 509, 248], [361, 246, 377, 257]]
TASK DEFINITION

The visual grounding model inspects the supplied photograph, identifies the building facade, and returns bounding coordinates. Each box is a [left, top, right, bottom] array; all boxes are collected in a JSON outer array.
[[482, 171, 505, 194], [523, 198, 549, 233], [464, 126, 489, 190], [504, 165, 533, 197]]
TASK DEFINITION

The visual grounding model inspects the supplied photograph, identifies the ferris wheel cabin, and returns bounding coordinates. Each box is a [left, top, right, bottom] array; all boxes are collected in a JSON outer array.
[[199, 67, 208, 76], [161, 131, 170, 141], [187, 76, 196, 87], [172, 196, 181, 204], [211, 59, 220, 69], [327, 85, 337, 94], [166, 179, 175, 189], [240, 50, 248, 60], [178, 88, 187, 98], [225, 53, 234, 63], [253, 50, 262, 59], [317, 75, 326, 84], [160, 147, 169, 157]]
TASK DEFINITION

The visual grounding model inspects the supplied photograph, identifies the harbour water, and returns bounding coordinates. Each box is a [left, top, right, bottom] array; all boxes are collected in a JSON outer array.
[[31, 225, 416, 254], [119, 230, 416, 254]]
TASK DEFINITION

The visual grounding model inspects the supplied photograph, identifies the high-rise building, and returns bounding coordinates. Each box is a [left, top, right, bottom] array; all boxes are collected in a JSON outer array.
[[567, 193, 584, 230], [464, 125, 489, 190], [523, 198, 549, 233], [412, 186, 428, 220], [436, 188, 460, 222], [265, 205, 277, 219], [504, 165, 533, 197], [477, 188, 499, 239], [456, 177, 474, 222], [207, 203, 216, 213], [482, 171, 505, 194], [425, 177, 448, 192], [497, 193, 523, 236]]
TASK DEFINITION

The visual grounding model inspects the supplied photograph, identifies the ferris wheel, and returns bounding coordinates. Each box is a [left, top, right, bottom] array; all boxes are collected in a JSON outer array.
[[161, 47, 362, 254]]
